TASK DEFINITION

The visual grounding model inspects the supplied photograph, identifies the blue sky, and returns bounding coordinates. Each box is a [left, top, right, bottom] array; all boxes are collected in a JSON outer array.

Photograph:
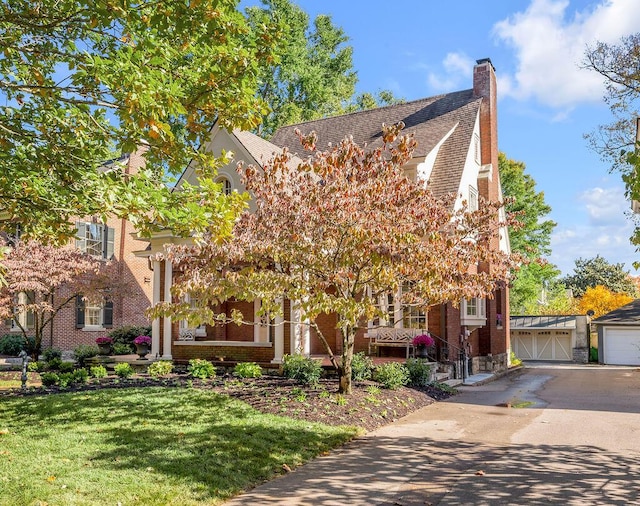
[[244, 0, 640, 276]]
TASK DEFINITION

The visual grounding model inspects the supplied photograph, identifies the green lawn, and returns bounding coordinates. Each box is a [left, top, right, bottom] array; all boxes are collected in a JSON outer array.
[[0, 387, 360, 505]]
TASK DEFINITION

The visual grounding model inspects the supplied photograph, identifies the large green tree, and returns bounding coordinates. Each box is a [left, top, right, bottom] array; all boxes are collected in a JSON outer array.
[[246, 0, 356, 137], [245, 0, 402, 138], [0, 0, 277, 241], [499, 153, 559, 312], [561, 255, 638, 298]]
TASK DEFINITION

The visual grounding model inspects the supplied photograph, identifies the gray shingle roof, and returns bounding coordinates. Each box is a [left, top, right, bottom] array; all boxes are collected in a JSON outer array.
[[510, 315, 578, 329], [233, 129, 303, 170], [270, 90, 481, 197], [593, 299, 640, 325]]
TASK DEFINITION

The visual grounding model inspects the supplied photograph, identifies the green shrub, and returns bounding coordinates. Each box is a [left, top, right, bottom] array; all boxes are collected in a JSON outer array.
[[73, 345, 99, 367], [112, 343, 133, 355], [147, 360, 173, 378], [90, 365, 108, 378], [72, 368, 89, 384], [114, 362, 134, 378], [510, 351, 522, 367], [42, 348, 62, 363], [40, 372, 59, 387], [374, 362, 410, 389], [405, 358, 432, 387], [58, 361, 75, 373], [0, 334, 28, 356], [233, 362, 262, 378], [108, 325, 152, 353], [590, 346, 598, 362], [282, 354, 322, 386], [27, 361, 41, 372], [45, 358, 63, 371], [351, 352, 374, 381], [188, 359, 216, 379], [58, 372, 75, 388]]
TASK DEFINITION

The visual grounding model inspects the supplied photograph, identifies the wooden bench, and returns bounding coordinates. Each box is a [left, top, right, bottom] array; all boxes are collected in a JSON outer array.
[[367, 329, 416, 359]]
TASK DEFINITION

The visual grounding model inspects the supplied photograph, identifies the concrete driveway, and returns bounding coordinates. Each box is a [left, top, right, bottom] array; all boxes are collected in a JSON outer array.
[[225, 364, 640, 505]]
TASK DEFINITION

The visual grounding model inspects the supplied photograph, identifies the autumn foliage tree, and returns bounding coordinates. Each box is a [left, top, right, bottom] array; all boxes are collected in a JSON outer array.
[[154, 124, 517, 394], [0, 241, 114, 358], [578, 285, 633, 319]]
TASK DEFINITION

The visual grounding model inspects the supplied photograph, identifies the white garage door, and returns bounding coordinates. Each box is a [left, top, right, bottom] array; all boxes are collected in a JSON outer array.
[[602, 328, 640, 366], [513, 330, 572, 361]]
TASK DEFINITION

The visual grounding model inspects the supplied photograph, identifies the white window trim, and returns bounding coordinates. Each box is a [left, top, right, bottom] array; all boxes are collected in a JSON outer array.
[[179, 294, 207, 337], [10, 291, 35, 332]]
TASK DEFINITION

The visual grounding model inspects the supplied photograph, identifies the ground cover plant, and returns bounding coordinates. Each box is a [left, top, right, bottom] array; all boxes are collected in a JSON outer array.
[[0, 387, 359, 506]]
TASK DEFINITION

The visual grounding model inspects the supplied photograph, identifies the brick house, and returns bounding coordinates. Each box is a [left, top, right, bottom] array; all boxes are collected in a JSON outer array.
[[0, 148, 153, 352], [142, 58, 512, 374]]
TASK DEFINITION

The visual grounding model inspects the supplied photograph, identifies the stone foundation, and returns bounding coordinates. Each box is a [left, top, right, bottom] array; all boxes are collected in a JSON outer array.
[[572, 347, 589, 364], [472, 352, 508, 374]]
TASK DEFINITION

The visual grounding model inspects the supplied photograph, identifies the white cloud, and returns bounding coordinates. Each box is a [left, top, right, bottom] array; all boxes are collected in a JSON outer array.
[[549, 184, 639, 274], [493, 0, 640, 109], [427, 52, 475, 92], [579, 186, 629, 225]]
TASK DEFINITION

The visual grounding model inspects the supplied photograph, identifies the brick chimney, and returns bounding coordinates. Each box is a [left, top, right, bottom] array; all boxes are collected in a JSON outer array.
[[473, 58, 498, 178]]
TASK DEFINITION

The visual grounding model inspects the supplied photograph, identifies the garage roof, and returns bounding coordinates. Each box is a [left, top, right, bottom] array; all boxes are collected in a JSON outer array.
[[593, 299, 640, 325], [510, 315, 578, 330]]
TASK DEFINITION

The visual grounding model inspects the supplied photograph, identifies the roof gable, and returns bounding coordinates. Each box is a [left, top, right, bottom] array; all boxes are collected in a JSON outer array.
[[270, 89, 481, 197], [593, 299, 640, 325]]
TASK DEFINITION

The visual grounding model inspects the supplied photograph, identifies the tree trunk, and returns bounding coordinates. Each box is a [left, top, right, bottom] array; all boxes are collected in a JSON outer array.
[[338, 325, 355, 394]]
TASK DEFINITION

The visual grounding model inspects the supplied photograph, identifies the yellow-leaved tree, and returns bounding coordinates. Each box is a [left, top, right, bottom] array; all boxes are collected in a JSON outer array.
[[578, 285, 633, 319]]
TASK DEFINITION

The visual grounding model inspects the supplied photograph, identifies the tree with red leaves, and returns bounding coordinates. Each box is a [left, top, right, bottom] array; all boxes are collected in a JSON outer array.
[[155, 123, 517, 394], [0, 241, 114, 359]]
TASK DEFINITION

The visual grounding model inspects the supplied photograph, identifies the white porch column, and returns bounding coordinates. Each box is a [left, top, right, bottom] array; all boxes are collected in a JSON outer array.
[[151, 260, 161, 358], [162, 260, 173, 359], [290, 301, 310, 356], [271, 298, 284, 364]]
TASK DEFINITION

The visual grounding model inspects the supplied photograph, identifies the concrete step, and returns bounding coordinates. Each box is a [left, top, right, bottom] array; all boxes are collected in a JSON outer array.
[[441, 378, 463, 387], [435, 371, 451, 381]]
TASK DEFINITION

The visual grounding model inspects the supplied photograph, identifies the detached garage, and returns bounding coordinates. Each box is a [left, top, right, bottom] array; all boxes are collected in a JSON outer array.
[[593, 300, 640, 366], [510, 315, 590, 363]]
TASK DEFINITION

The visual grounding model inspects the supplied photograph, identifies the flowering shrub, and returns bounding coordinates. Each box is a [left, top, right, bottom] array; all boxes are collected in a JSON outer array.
[[412, 334, 434, 347], [95, 337, 113, 345], [133, 335, 151, 346]]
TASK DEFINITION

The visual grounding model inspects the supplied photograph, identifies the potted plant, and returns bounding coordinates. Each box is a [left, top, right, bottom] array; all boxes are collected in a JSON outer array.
[[95, 336, 113, 356], [133, 335, 152, 360], [412, 334, 434, 359]]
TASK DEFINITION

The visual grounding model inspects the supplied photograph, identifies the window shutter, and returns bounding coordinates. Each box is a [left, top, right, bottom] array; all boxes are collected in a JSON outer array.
[[75, 296, 85, 328], [103, 300, 113, 328], [75, 222, 86, 252], [104, 226, 115, 259]]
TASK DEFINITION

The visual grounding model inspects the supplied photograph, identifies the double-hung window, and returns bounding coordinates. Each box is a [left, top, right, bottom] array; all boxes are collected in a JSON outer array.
[[75, 296, 113, 330], [75, 222, 114, 259], [10, 291, 35, 331]]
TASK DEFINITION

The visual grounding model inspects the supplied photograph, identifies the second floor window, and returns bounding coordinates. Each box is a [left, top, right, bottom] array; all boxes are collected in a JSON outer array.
[[76, 222, 114, 259]]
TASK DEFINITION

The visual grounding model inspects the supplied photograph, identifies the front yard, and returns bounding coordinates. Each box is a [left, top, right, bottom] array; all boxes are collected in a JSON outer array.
[[0, 358, 453, 505], [0, 386, 359, 505]]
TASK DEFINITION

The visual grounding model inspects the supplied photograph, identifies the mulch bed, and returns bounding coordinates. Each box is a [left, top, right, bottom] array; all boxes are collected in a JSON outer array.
[[0, 372, 455, 432]]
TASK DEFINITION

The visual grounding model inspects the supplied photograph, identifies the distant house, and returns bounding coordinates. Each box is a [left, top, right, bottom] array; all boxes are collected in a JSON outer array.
[[593, 299, 640, 366], [0, 149, 153, 352], [510, 315, 590, 363], [141, 58, 512, 375]]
